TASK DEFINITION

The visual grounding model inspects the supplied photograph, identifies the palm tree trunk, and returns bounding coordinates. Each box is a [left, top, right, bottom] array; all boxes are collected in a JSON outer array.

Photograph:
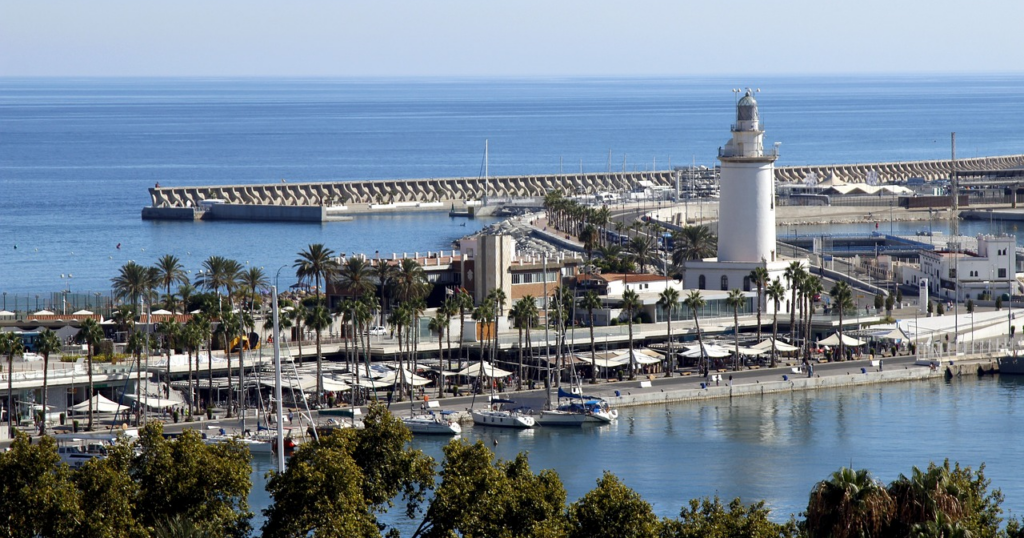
[[225, 332, 233, 418], [438, 331, 445, 399], [771, 305, 780, 368], [756, 286, 763, 343], [206, 340, 213, 413], [733, 308, 740, 371], [517, 327, 524, 390], [665, 309, 673, 377], [444, 323, 452, 398], [692, 313, 705, 375], [590, 316, 597, 384], [315, 326, 323, 404], [627, 318, 635, 380], [187, 348, 193, 417], [40, 354, 49, 435], [87, 345, 94, 431]]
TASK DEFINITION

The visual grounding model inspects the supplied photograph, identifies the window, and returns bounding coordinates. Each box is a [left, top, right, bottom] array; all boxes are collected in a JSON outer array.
[[743, 276, 751, 292], [698, 275, 706, 290], [721, 275, 729, 290], [949, 268, 957, 279], [999, 268, 1007, 278]]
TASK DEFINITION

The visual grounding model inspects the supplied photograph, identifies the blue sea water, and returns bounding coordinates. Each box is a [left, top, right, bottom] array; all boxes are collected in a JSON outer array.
[[1, 75, 1023, 296]]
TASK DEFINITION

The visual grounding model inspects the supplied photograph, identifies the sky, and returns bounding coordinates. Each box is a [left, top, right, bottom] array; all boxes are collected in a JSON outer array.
[[2, 0, 1022, 77]]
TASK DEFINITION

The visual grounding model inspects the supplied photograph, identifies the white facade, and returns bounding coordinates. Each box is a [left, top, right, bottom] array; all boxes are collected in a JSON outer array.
[[716, 90, 778, 263], [682, 259, 802, 315], [903, 234, 1017, 301]]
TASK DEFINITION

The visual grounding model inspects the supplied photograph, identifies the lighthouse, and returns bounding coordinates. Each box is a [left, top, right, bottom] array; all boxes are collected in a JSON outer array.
[[683, 88, 802, 300], [716, 89, 778, 263]]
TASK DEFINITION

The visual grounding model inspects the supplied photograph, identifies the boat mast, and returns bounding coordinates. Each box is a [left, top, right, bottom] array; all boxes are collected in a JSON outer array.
[[484, 139, 489, 205], [543, 255, 551, 408], [272, 285, 285, 473]]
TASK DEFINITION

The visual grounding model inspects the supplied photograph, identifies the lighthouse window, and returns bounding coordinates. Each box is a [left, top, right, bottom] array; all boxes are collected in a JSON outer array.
[[721, 276, 729, 290], [743, 276, 751, 292], [698, 275, 706, 290]]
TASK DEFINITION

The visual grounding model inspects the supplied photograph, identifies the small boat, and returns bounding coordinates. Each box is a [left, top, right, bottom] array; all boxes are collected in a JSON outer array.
[[550, 388, 618, 424], [202, 429, 274, 454], [536, 408, 587, 427], [56, 439, 110, 469], [472, 399, 535, 429], [999, 355, 1024, 374], [403, 412, 462, 435]]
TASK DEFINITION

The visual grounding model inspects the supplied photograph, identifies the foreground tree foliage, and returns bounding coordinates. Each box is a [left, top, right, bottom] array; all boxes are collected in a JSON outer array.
[[567, 472, 660, 538], [263, 403, 435, 538], [661, 496, 799, 538]]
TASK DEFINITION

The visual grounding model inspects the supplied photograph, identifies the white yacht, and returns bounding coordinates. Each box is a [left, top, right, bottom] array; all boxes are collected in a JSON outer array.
[[403, 413, 462, 435], [471, 399, 535, 429]]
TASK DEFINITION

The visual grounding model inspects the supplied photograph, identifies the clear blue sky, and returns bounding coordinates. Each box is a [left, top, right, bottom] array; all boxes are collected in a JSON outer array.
[[2, 0, 1021, 77]]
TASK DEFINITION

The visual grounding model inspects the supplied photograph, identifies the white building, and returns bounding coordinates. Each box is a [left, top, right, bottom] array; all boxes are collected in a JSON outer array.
[[683, 89, 807, 312], [904, 234, 1018, 301]]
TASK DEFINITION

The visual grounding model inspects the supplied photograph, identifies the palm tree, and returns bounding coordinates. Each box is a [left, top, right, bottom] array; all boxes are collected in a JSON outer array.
[[218, 311, 241, 417], [111, 304, 135, 342], [580, 291, 602, 384], [428, 311, 449, 398], [391, 258, 430, 304], [454, 289, 473, 367], [440, 297, 459, 374], [112, 261, 156, 312], [126, 329, 146, 425], [627, 235, 657, 274], [657, 288, 680, 377], [802, 276, 824, 362], [290, 301, 308, 366], [338, 256, 376, 298], [155, 254, 189, 310], [726, 288, 746, 371], [784, 261, 806, 344], [36, 329, 62, 435], [830, 281, 855, 362], [157, 318, 181, 399], [767, 278, 786, 367], [579, 224, 600, 262], [621, 289, 642, 380], [0, 333, 25, 436], [305, 304, 332, 403], [671, 224, 718, 267], [887, 464, 965, 533], [806, 467, 894, 538], [508, 297, 536, 390], [749, 266, 770, 344], [240, 267, 268, 315], [372, 258, 394, 327], [683, 290, 707, 374], [182, 319, 202, 416], [177, 282, 196, 313], [295, 245, 338, 373], [78, 318, 104, 430]]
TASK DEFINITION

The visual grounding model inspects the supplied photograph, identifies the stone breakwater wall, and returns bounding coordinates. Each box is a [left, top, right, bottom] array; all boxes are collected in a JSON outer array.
[[610, 367, 945, 409], [147, 154, 1024, 209], [774, 154, 1024, 184]]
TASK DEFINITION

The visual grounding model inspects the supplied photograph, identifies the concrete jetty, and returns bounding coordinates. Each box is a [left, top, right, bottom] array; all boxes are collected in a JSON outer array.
[[141, 154, 1024, 222]]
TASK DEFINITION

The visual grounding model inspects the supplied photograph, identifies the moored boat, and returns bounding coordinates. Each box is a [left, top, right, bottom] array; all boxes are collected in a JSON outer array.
[[403, 413, 462, 435], [472, 399, 535, 429], [999, 355, 1024, 374]]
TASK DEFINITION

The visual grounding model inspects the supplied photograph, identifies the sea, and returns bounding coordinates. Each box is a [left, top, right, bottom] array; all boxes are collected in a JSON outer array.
[[2, 75, 1024, 299], [4, 76, 1024, 531]]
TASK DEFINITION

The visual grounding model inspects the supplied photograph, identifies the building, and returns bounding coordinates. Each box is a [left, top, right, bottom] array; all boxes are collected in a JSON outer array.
[[903, 234, 1018, 301]]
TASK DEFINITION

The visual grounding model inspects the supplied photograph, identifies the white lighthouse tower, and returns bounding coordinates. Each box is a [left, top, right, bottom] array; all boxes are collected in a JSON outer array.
[[683, 89, 803, 304], [717, 89, 778, 263]]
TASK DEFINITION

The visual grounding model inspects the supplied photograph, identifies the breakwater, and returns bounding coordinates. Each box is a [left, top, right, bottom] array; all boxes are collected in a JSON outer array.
[[143, 154, 1024, 221]]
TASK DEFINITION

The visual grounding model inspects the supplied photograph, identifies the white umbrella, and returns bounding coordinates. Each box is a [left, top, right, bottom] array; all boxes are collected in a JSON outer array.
[[33, 309, 55, 316], [0, 310, 14, 316], [681, 343, 732, 358], [151, 309, 173, 315], [72, 309, 94, 315], [753, 338, 800, 352]]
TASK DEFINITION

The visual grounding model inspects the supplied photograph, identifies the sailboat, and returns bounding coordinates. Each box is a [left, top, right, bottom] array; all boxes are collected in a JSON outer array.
[[469, 363, 534, 428], [449, 139, 488, 218]]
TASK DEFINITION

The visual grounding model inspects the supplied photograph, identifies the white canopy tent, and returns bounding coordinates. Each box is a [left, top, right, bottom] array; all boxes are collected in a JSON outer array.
[[753, 338, 800, 353], [72, 309, 94, 315], [70, 394, 130, 413], [457, 361, 513, 378], [122, 394, 182, 411], [818, 333, 866, 346], [681, 343, 733, 358]]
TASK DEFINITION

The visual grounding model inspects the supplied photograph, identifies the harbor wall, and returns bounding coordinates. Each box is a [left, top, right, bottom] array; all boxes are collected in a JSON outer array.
[[609, 366, 945, 409], [145, 154, 1024, 214]]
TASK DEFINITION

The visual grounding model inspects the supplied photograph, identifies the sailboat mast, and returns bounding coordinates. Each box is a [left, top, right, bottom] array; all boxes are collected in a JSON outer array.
[[484, 139, 489, 204], [272, 286, 285, 473], [543, 255, 551, 408]]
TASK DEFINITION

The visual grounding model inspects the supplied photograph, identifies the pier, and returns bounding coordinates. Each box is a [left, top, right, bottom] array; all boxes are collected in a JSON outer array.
[[141, 154, 1024, 222]]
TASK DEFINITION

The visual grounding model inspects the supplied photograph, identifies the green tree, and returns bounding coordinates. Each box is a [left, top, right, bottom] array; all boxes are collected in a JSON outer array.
[[661, 496, 799, 538], [749, 266, 770, 345], [805, 467, 894, 538], [305, 303, 332, 403], [580, 290, 603, 384], [509, 297, 537, 390], [155, 254, 189, 311], [112, 261, 157, 313], [766, 279, 786, 368], [78, 318, 105, 430], [131, 423, 253, 537], [802, 276, 824, 361], [671, 225, 718, 267], [830, 281, 855, 362], [622, 289, 642, 380], [36, 329, 62, 435], [683, 290, 707, 373], [658, 287, 681, 377], [726, 289, 745, 371], [414, 439, 567, 538], [75, 442, 147, 538], [628, 235, 657, 274], [874, 292, 885, 312], [566, 471, 660, 538], [0, 332, 25, 436], [784, 262, 806, 345], [264, 404, 435, 538], [428, 310, 451, 397], [240, 266, 268, 315], [967, 299, 976, 314], [0, 433, 83, 538]]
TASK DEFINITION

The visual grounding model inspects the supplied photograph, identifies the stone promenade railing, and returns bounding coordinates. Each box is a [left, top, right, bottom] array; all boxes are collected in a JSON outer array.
[[147, 154, 1024, 209]]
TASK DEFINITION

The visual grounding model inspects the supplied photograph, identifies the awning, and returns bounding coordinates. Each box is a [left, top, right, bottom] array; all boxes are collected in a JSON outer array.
[[681, 343, 733, 358], [70, 394, 129, 413], [121, 394, 182, 411], [752, 338, 800, 352], [457, 361, 513, 378], [818, 333, 866, 346]]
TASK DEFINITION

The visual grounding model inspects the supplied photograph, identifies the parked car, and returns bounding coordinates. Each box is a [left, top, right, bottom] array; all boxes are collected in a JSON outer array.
[[367, 326, 388, 336]]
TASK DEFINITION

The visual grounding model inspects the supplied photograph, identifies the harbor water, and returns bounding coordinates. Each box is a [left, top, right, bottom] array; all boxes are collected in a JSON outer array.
[[3, 75, 1024, 295], [248, 375, 1024, 532]]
